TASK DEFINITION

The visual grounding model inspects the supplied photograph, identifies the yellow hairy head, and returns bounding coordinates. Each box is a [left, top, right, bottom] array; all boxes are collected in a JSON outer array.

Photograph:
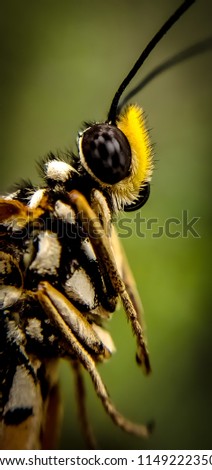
[[111, 104, 153, 209]]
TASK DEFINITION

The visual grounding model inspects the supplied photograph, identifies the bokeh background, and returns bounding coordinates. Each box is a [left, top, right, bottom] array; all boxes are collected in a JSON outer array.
[[1, 0, 212, 450]]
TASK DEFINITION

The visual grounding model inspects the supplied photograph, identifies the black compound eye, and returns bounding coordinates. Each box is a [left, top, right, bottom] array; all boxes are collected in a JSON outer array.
[[123, 182, 150, 212], [80, 124, 131, 184]]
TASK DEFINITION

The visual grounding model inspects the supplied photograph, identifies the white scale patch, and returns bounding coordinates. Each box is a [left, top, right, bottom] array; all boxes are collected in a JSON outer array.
[[48, 334, 56, 343], [81, 239, 96, 261], [28, 189, 45, 209], [54, 200, 76, 224], [25, 318, 43, 342], [0, 286, 22, 310], [30, 231, 61, 276], [45, 160, 77, 182], [6, 320, 24, 345], [64, 267, 95, 309], [23, 238, 36, 270], [4, 192, 18, 200], [3, 365, 37, 414]]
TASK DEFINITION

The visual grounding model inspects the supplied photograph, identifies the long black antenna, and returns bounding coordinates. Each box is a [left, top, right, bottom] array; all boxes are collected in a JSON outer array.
[[118, 37, 212, 111], [107, 0, 196, 124]]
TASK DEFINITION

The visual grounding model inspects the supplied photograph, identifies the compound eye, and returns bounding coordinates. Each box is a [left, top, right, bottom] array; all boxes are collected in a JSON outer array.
[[80, 124, 131, 184]]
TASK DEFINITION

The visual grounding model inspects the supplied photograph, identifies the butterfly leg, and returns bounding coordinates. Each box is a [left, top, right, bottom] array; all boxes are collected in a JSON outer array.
[[37, 281, 151, 439], [68, 190, 151, 374]]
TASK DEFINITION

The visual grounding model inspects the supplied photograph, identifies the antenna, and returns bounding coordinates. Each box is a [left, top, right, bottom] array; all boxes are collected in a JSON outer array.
[[107, 0, 196, 124], [118, 37, 212, 110]]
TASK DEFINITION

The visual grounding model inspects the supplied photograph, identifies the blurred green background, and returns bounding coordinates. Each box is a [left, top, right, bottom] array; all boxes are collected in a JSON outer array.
[[1, 0, 212, 450]]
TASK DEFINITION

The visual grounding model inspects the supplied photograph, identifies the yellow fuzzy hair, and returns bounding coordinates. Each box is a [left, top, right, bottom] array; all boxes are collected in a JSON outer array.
[[111, 104, 153, 210]]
